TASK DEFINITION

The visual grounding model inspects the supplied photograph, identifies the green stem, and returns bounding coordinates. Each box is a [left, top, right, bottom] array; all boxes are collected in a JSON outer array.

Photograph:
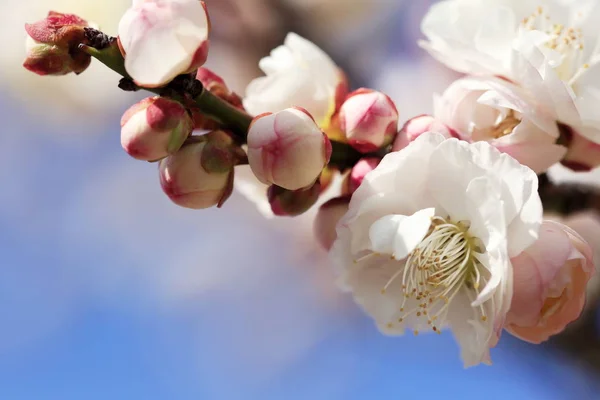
[[80, 44, 129, 79], [193, 89, 252, 137], [81, 43, 252, 138]]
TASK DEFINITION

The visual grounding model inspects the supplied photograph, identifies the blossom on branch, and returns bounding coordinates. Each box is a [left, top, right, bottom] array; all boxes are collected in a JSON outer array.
[[24, 11, 92, 76], [339, 89, 399, 153], [331, 132, 542, 367], [118, 0, 210, 88], [243, 33, 347, 130], [421, 0, 600, 167], [159, 131, 238, 210], [433, 76, 567, 173], [247, 108, 331, 191], [121, 96, 193, 161], [507, 220, 594, 343]]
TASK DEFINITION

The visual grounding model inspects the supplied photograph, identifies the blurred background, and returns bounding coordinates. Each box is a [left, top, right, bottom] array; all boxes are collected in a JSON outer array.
[[2, 0, 600, 398]]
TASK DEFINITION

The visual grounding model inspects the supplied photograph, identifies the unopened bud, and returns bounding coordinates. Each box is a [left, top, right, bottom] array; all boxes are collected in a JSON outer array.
[[344, 157, 381, 194], [23, 11, 92, 76], [118, 0, 210, 88], [121, 97, 193, 161], [268, 183, 321, 217], [159, 132, 238, 209], [392, 115, 457, 152], [560, 124, 600, 172], [339, 89, 399, 153], [314, 196, 351, 250], [247, 107, 332, 191]]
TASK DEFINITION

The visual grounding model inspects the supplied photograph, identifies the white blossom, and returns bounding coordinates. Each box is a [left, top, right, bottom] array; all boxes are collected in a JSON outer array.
[[421, 0, 600, 144], [434, 76, 567, 173], [243, 33, 345, 127], [331, 132, 542, 367]]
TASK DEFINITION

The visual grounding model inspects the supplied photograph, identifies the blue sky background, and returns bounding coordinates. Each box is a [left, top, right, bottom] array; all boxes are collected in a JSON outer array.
[[2, 1, 600, 398]]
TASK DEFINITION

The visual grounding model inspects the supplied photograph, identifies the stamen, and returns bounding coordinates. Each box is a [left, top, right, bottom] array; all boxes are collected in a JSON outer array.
[[520, 6, 591, 89], [385, 215, 487, 334]]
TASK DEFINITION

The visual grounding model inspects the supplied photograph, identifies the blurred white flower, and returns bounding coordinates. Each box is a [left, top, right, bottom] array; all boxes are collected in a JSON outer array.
[[434, 76, 566, 173], [421, 0, 600, 146], [331, 132, 542, 367], [243, 33, 346, 127]]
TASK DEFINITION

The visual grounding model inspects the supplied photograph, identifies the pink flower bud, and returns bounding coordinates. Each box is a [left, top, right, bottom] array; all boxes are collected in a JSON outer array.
[[344, 157, 381, 195], [118, 0, 210, 88], [121, 97, 193, 161], [392, 115, 457, 152], [159, 132, 236, 209], [339, 89, 399, 153], [314, 196, 350, 250], [507, 221, 594, 343], [247, 108, 332, 191], [560, 125, 600, 172], [23, 11, 91, 76], [268, 183, 321, 217]]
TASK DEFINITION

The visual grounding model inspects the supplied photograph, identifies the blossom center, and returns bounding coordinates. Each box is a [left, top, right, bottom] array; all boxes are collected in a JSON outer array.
[[480, 110, 521, 140], [381, 216, 487, 334], [521, 6, 589, 86]]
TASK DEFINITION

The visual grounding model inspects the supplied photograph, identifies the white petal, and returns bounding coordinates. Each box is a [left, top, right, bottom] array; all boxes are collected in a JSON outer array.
[[427, 138, 483, 221], [369, 208, 435, 259]]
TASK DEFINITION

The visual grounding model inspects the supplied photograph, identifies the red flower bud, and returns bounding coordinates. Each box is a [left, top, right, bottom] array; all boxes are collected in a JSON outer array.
[[23, 11, 92, 76]]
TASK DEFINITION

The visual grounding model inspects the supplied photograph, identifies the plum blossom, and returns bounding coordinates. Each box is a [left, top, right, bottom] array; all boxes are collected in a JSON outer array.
[[159, 131, 236, 210], [118, 0, 210, 87], [247, 108, 331, 191], [331, 132, 542, 367], [434, 76, 567, 173], [421, 0, 600, 153], [24, 11, 92, 76], [507, 220, 594, 343], [339, 89, 399, 153], [120, 96, 193, 161], [243, 33, 347, 129]]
